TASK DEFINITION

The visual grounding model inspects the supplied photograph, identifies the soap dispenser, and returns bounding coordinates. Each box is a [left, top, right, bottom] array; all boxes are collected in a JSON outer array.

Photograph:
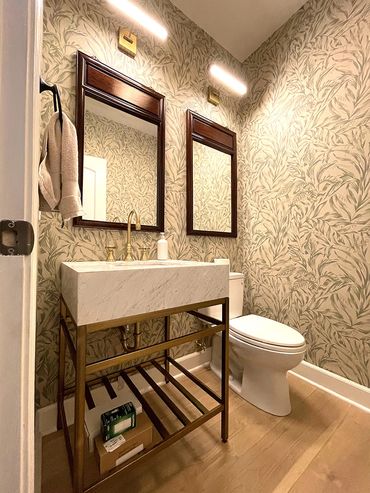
[[157, 232, 168, 260]]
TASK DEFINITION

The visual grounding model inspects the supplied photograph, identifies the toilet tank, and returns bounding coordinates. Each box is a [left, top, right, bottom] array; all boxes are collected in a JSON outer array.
[[199, 272, 244, 321]]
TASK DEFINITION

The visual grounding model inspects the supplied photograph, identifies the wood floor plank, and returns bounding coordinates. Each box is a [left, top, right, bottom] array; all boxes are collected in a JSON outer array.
[[169, 389, 349, 493], [289, 406, 370, 493], [42, 430, 73, 493]]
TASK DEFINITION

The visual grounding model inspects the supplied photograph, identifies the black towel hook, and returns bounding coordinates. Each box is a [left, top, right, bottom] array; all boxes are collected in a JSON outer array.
[[40, 78, 63, 129]]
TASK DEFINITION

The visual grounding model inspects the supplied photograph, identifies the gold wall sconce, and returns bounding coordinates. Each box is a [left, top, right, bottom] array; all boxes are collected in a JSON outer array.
[[118, 28, 137, 57], [207, 86, 220, 106]]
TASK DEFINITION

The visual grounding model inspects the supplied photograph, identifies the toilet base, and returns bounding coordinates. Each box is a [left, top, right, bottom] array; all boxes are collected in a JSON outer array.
[[240, 364, 291, 416], [210, 332, 305, 416], [210, 361, 291, 416]]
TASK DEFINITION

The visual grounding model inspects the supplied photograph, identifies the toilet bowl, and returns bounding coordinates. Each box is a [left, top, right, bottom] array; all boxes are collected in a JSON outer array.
[[201, 272, 306, 416]]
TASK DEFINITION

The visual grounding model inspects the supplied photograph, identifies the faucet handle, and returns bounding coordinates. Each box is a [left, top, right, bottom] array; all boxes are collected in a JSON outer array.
[[139, 246, 149, 261], [105, 245, 116, 262]]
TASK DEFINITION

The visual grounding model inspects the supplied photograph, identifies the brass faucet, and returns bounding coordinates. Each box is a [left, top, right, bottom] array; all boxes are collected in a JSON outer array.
[[125, 209, 141, 260]]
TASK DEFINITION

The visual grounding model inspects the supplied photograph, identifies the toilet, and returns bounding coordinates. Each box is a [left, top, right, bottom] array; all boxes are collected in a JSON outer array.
[[201, 272, 306, 416]]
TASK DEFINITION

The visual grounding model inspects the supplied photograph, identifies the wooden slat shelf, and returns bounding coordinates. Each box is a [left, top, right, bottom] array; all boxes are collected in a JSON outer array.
[[168, 356, 223, 404], [58, 297, 229, 493], [102, 376, 117, 400], [63, 357, 167, 397], [151, 359, 208, 415], [136, 365, 191, 426], [120, 366, 171, 440]]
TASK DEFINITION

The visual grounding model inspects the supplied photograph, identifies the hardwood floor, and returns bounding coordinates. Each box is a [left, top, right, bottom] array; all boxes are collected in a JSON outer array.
[[41, 369, 370, 493]]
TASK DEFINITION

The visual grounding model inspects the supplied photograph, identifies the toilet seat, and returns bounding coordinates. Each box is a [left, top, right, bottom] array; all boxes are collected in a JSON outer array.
[[229, 314, 306, 353], [230, 329, 306, 354]]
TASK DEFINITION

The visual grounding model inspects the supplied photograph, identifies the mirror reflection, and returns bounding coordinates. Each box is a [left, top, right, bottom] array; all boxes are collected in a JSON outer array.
[[193, 142, 232, 233], [82, 96, 158, 225]]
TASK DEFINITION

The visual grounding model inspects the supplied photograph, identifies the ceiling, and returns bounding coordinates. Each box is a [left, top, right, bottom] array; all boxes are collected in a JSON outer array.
[[86, 97, 157, 136], [171, 0, 307, 62]]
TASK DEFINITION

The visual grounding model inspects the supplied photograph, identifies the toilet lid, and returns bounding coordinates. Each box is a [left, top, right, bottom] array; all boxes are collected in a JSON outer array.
[[229, 314, 305, 348]]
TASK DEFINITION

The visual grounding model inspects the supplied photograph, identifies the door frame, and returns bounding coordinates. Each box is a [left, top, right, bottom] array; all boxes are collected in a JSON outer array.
[[0, 1, 42, 492]]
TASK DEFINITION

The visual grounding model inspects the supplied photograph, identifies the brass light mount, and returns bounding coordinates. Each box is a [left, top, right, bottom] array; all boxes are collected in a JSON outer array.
[[207, 86, 220, 106], [118, 27, 137, 57]]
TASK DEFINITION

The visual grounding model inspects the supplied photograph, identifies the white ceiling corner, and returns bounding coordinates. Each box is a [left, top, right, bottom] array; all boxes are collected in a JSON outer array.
[[171, 0, 307, 62]]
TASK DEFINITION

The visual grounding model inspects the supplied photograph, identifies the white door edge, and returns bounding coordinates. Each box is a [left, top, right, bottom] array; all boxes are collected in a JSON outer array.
[[0, 1, 42, 492]]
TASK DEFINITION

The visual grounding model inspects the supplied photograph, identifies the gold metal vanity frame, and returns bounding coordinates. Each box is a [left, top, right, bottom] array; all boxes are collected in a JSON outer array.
[[58, 296, 229, 493]]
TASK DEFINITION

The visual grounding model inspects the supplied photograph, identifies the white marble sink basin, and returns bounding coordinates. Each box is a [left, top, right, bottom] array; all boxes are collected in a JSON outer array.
[[61, 260, 228, 326], [107, 260, 189, 268]]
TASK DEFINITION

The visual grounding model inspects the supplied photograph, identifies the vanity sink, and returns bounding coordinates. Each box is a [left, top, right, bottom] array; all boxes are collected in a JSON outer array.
[[109, 260, 186, 267], [61, 260, 228, 326]]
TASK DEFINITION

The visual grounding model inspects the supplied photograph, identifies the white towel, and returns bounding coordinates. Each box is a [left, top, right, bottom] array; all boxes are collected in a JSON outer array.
[[39, 112, 84, 221]]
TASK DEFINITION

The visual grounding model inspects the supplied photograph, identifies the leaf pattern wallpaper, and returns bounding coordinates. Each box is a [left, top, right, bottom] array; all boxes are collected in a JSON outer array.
[[37, 0, 243, 407], [84, 109, 158, 224], [37, 0, 370, 409], [241, 0, 370, 386]]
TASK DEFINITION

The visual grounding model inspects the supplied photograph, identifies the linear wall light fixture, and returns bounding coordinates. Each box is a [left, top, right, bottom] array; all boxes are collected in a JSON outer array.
[[209, 64, 247, 96], [108, 0, 168, 41]]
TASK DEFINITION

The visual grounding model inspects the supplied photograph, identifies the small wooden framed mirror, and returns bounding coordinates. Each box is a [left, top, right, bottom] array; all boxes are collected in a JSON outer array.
[[186, 110, 237, 237]]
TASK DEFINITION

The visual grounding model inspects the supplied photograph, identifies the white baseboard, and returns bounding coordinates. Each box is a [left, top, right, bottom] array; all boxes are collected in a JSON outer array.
[[290, 361, 370, 413], [36, 349, 211, 437]]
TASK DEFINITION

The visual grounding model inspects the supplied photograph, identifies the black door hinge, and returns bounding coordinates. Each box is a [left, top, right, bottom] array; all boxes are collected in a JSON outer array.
[[0, 220, 35, 256]]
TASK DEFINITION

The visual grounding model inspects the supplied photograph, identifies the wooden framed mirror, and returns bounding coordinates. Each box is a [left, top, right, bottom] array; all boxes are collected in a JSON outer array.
[[186, 110, 237, 237], [74, 51, 165, 231]]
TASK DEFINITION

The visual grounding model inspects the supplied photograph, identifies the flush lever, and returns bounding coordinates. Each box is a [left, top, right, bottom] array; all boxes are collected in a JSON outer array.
[[0, 220, 34, 256]]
